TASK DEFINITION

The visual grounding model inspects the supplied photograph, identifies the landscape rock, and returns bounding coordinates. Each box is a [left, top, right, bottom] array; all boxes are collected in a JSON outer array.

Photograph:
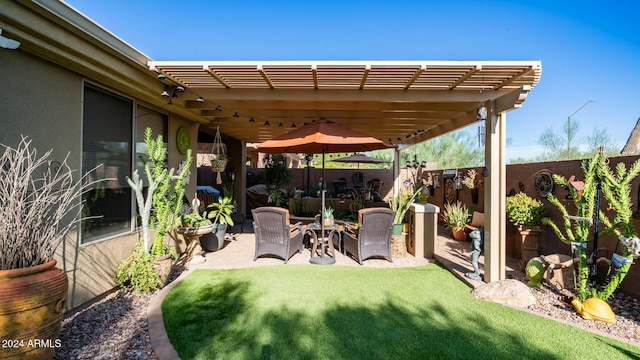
[[472, 279, 536, 307]]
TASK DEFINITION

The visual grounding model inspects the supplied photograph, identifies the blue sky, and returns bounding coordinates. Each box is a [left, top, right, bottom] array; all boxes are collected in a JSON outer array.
[[65, 0, 640, 159]]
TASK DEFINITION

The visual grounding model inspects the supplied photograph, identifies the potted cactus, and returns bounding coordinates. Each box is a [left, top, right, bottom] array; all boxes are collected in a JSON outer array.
[[322, 206, 335, 226]]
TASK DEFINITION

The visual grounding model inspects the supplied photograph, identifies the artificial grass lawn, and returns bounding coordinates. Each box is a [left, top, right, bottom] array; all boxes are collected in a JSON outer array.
[[162, 264, 640, 360]]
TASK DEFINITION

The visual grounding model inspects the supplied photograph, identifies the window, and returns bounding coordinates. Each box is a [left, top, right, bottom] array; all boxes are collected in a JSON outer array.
[[135, 104, 168, 179], [81, 83, 169, 243], [81, 84, 133, 243]]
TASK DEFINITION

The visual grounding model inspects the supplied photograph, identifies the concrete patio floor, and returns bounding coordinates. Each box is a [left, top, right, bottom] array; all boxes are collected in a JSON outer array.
[[148, 219, 525, 359]]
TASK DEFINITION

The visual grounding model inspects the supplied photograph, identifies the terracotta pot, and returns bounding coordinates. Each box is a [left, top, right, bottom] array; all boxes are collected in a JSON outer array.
[[0, 259, 67, 359], [451, 226, 467, 241], [152, 254, 173, 288], [323, 215, 335, 227]]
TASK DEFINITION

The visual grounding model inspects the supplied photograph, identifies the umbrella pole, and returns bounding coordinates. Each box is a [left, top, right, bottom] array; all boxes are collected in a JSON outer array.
[[310, 148, 335, 265]]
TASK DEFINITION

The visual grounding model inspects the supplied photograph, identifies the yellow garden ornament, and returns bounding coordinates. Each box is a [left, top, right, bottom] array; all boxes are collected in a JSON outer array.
[[571, 298, 616, 324]]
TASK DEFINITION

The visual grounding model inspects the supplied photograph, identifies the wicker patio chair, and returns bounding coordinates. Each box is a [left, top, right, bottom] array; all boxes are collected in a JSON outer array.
[[252, 207, 304, 263], [343, 207, 395, 265]]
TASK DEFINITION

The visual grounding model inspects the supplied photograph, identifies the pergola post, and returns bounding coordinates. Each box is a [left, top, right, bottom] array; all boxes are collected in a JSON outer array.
[[483, 102, 507, 282], [393, 147, 402, 196]]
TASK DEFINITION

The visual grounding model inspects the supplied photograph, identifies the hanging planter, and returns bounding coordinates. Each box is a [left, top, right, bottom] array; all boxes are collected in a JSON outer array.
[[210, 125, 228, 184]]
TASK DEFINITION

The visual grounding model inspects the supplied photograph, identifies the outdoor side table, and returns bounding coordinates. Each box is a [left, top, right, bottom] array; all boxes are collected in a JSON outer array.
[[305, 223, 340, 263]]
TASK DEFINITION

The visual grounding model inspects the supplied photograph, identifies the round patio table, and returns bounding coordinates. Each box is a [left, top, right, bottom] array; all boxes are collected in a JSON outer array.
[[305, 223, 340, 264]]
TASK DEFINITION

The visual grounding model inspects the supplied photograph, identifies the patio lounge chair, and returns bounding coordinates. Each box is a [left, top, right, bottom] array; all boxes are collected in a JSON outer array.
[[252, 207, 304, 263], [343, 207, 394, 265]]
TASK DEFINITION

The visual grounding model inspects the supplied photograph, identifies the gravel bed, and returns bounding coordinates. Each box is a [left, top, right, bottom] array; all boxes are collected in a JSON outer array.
[[524, 278, 640, 343], [54, 272, 640, 359]]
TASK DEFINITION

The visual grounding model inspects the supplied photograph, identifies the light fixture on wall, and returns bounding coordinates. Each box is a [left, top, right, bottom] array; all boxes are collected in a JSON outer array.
[[249, 117, 255, 123], [156, 73, 166, 80], [196, 96, 205, 103], [233, 112, 240, 118], [215, 105, 222, 111], [161, 90, 170, 98], [175, 86, 185, 92]]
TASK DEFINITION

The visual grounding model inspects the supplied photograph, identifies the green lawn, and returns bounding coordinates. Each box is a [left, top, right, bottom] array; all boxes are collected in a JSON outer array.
[[162, 264, 640, 360]]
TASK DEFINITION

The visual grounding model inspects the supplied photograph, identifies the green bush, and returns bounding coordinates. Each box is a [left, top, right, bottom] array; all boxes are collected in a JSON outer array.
[[506, 192, 545, 226]]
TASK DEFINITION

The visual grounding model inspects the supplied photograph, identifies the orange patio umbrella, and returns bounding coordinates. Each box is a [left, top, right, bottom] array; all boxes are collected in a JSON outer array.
[[256, 118, 393, 154], [256, 118, 394, 264], [256, 118, 393, 189]]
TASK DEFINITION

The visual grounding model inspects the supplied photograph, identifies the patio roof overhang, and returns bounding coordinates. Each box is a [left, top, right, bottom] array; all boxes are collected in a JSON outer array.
[[149, 61, 541, 146]]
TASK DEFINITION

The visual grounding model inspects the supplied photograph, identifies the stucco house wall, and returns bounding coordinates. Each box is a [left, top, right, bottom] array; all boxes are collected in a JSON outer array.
[[0, 1, 200, 311]]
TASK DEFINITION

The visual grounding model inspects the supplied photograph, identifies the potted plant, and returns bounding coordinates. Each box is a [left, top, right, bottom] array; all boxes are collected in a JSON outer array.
[[505, 192, 545, 227], [116, 128, 191, 294], [505, 192, 545, 270], [200, 196, 235, 252], [0, 136, 94, 359], [442, 201, 470, 241], [462, 168, 482, 204], [180, 213, 212, 229], [322, 206, 335, 226], [211, 153, 228, 173], [388, 188, 421, 235]]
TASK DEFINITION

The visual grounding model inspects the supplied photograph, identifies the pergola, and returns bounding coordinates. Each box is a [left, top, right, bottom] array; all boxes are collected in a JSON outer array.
[[149, 61, 541, 146], [150, 60, 542, 282]]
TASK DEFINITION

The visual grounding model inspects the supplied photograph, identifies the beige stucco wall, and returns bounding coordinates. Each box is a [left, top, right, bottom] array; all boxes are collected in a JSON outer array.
[[0, 40, 200, 311]]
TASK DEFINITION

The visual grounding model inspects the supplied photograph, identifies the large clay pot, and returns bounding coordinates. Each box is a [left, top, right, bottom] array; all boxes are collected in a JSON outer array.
[[451, 226, 467, 241], [0, 259, 67, 360], [152, 254, 173, 288]]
